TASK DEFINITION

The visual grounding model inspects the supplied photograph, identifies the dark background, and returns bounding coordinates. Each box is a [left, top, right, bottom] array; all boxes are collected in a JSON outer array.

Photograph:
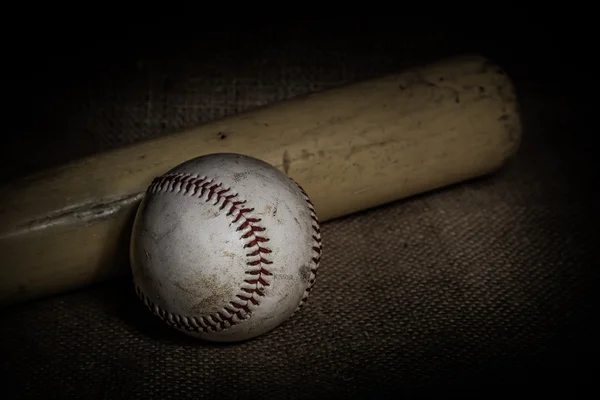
[[0, 15, 597, 398]]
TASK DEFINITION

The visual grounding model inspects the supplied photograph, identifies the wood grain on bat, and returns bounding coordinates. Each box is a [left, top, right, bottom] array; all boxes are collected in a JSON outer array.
[[0, 55, 522, 307]]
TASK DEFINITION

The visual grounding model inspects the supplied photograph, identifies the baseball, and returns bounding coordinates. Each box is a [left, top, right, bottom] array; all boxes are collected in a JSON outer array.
[[129, 153, 322, 342]]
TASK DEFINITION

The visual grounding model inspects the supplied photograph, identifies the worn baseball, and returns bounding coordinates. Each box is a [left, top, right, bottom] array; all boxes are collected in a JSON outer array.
[[129, 153, 322, 342]]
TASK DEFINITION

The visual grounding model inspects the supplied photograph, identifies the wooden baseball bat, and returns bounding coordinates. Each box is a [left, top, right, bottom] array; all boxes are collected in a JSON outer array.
[[0, 55, 521, 307]]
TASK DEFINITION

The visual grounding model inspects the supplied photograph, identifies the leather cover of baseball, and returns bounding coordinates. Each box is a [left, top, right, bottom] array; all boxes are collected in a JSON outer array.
[[130, 153, 322, 342]]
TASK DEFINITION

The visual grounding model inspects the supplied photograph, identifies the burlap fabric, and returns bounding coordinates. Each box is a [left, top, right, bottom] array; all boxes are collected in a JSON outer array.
[[1, 20, 597, 398]]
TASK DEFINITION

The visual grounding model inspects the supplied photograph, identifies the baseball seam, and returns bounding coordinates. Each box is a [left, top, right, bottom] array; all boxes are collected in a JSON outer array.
[[292, 181, 322, 314], [135, 172, 273, 334]]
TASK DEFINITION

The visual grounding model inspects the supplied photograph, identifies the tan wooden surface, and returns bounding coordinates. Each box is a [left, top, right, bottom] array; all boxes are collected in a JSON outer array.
[[0, 55, 522, 307]]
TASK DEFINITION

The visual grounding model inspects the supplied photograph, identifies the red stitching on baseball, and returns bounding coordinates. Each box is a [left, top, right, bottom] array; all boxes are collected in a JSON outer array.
[[134, 172, 273, 334], [291, 181, 322, 313]]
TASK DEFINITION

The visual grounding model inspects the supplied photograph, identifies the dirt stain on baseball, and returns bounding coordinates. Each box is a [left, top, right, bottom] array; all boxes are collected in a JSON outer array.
[[173, 280, 198, 297], [233, 172, 249, 183], [299, 263, 312, 283], [155, 220, 180, 244], [189, 275, 237, 314]]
